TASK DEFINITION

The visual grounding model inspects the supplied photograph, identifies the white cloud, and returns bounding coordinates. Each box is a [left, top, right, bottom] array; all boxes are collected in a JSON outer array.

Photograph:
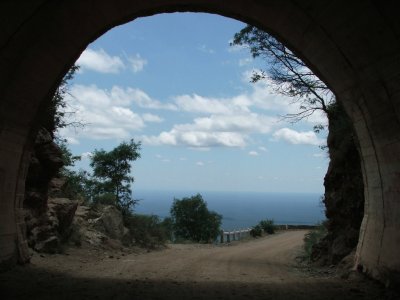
[[174, 114, 275, 134], [171, 72, 328, 129], [239, 57, 252, 66], [128, 53, 147, 73], [77, 48, 125, 73], [142, 130, 247, 148], [60, 84, 155, 141], [249, 151, 259, 156], [196, 161, 205, 166], [141, 113, 276, 148], [109, 86, 177, 110], [174, 94, 246, 115], [80, 152, 93, 160], [142, 113, 163, 123], [198, 45, 215, 54], [273, 128, 324, 146], [258, 146, 267, 152]]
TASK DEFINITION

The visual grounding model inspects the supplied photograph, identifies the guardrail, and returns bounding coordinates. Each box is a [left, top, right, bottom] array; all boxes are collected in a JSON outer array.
[[217, 228, 252, 244], [216, 224, 317, 244]]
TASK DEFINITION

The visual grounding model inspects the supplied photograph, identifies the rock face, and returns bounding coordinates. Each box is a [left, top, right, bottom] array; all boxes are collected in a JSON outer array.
[[25, 198, 78, 253], [23, 127, 78, 253], [70, 205, 130, 249], [92, 206, 129, 241], [312, 104, 364, 265], [24, 128, 64, 211]]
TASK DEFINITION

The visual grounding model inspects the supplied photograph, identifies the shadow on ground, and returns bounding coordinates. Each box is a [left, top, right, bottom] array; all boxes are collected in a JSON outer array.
[[0, 264, 391, 300]]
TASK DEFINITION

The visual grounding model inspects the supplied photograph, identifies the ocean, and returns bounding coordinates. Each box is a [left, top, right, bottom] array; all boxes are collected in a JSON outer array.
[[133, 190, 325, 231]]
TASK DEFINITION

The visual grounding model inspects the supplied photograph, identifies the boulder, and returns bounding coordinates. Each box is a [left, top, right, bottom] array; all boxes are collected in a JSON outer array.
[[70, 205, 130, 249], [48, 198, 78, 236], [25, 198, 78, 253], [92, 205, 129, 240]]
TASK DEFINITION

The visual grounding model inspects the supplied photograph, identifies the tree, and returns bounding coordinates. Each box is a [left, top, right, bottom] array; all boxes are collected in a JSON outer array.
[[90, 139, 141, 214], [42, 64, 82, 140], [231, 25, 334, 126], [170, 194, 222, 243]]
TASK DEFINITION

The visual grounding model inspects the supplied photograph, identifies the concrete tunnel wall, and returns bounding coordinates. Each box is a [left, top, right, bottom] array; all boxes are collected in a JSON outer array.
[[0, 0, 399, 283]]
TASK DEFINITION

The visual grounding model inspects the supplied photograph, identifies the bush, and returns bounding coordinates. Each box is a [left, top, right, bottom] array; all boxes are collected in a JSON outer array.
[[250, 225, 263, 237], [259, 219, 275, 234], [123, 213, 170, 248], [170, 194, 222, 243], [303, 222, 327, 260], [92, 193, 117, 206]]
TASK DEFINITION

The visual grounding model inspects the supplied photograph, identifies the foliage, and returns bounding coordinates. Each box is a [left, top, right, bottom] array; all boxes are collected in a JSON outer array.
[[58, 141, 81, 168], [44, 65, 82, 139], [231, 25, 334, 127], [170, 194, 222, 243], [123, 213, 170, 248], [90, 139, 141, 215], [303, 222, 327, 261], [250, 225, 263, 238], [259, 219, 275, 234]]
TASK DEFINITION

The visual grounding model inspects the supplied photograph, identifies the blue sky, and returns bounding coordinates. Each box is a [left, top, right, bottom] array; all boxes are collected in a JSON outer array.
[[60, 13, 328, 193]]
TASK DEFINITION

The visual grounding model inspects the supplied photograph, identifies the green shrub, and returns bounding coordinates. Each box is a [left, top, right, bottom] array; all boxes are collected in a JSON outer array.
[[259, 219, 275, 234], [92, 193, 117, 206], [250, 224, 263, 237], [170, 194, 222, 243], [123, 213, 170, 249], [303, 222, 327, 260]]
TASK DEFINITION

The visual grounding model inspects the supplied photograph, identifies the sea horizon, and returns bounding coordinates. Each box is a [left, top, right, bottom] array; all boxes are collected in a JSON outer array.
[[133, 189, 325, 231]]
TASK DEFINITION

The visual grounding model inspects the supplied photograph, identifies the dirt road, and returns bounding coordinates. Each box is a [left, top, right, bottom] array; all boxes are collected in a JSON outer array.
[[0, 231, 386, 299]]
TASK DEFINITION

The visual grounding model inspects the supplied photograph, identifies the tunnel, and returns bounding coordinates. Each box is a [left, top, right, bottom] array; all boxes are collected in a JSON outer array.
[[0, 0, 400, 285]]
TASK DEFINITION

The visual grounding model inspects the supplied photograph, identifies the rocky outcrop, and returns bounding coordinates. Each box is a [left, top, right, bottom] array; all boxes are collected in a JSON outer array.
[[70, 205, 130, 249], [23, 127, 76, 253], [25, 198, 78, 253], [24, 128, 64, 211], [311, 103, 364, 265]]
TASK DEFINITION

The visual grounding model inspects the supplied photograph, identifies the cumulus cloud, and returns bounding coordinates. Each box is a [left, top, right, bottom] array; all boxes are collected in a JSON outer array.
[[128, 53, 147, 73], [173, 76, 328, 127], [109, 86, 177, 110], [174, 114, 275, 133], [60, 84, 171, 141], [77, 48, 125, 73], [273, 128, 324, 146], [142, 130, 247, 148], [174, 94, 247, 115], [142, 113, 163, 123], [141, 113, 276, 148], [248, 151, 259, 156]]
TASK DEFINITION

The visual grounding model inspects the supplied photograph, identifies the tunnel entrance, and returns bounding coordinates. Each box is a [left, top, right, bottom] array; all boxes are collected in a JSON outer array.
[[1, 0, 400, 287]]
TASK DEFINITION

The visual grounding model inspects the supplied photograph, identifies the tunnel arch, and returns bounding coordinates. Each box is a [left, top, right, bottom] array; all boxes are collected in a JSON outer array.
[[1, 0, 400, 284]]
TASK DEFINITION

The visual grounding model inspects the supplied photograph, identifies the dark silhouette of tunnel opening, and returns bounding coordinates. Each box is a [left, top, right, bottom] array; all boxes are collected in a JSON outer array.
[[1, 1, 400, 287]]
